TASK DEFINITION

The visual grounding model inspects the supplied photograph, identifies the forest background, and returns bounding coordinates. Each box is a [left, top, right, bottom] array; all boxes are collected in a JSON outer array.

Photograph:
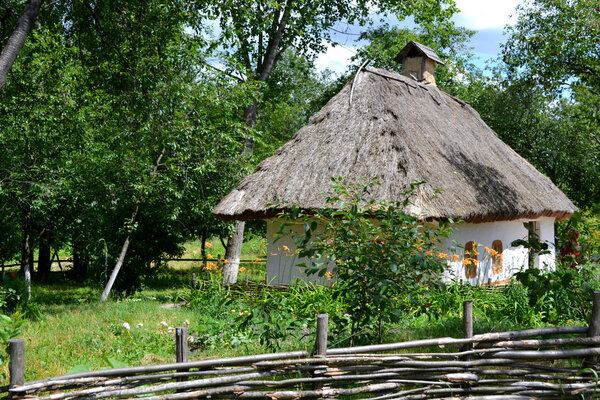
[[0, 0, 599, 296]]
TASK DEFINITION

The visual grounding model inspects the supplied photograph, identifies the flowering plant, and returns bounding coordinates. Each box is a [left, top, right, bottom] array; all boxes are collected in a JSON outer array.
[[282, 178, 452, 344]]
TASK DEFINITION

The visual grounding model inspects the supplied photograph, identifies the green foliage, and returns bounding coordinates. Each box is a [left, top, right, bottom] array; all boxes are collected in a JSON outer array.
[[503, 0, 599, 100], [0, 312, 25, 382], [285, 178, 452, 343], [559, 208, 600, 257], [492, 0, 600, 207], [514, 263, 600, 324], [185, 278, 348, 351]]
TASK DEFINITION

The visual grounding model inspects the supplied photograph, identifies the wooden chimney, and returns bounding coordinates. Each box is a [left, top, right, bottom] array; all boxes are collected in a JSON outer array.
[[394, 41, 444, 86]]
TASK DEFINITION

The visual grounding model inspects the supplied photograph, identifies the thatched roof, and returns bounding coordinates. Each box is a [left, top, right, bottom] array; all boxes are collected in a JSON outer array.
[[213, 67, 577, 222]]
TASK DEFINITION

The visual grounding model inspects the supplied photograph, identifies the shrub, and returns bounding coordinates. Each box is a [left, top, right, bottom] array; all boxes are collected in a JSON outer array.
[[282, 178, 452, 344]]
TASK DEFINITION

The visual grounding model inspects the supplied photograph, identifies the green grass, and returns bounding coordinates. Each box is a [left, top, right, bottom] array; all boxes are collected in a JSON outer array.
[[7, 238, 270, 382]]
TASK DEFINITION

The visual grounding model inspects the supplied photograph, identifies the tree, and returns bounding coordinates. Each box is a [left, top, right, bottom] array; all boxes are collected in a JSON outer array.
[[502, 0, 599, 100], [494, 0, 600, 206], [0, 0, 258, 297], [196, 0, 461, 284]]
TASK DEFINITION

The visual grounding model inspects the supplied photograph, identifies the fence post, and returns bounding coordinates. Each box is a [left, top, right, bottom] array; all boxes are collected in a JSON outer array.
[[585, 291, 600, 367], [315, 314, 328, 357], [462, 300, 473, 361], [9, 339, 25, 391], [176, 327, 188, 388], [176, 327, 188, 363], [313, 314, 329, 392]]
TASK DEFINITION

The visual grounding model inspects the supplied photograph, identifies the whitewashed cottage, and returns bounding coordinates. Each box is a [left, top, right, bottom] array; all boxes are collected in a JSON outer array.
[[213, 42, 577, 285]]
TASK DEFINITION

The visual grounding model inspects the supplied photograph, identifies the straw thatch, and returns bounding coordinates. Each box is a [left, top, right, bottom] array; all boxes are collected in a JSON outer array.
[[213, 67, 577, 223]]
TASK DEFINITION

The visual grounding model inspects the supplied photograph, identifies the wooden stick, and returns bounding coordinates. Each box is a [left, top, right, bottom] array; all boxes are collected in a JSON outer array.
[[490, 336, 600, 348], [29, 370, 286, 400], [490, 347, 600, 359], [9, 339, 25, 389], [463, 300, 473, 360]]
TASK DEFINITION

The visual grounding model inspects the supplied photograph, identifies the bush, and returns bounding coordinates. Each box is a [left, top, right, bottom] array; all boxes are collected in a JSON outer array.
[[283, 178, 452, 344], [514, 262, 600, 324]]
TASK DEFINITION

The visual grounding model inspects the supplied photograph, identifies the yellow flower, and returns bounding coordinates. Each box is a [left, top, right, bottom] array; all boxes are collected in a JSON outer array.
[[223, 259, 229, 264], [325, 271, 333, 278], [485, 247, 491, 253], [490, 249, 498, 256], [462, 259, 472, 265], [240, 267, 247, 272], [282, 245, 290, 252], [452, 255, 460, 262], [206, 242, 213, 248], [437, 253, 447, 259]]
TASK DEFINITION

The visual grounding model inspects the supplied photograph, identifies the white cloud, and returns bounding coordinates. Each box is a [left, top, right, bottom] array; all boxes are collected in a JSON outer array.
[[453, 0, 522, 30], [315, 43, 357, 76]]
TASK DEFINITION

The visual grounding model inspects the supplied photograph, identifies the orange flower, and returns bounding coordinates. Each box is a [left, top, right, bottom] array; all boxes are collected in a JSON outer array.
[[240, 267, 247, 272], [325, 271, 333, 278], [452, 254, 460, 262], [282, 245, 290, 252], [485, 246, 491, 253], [437, 253, 447, 259], [206, 242, 213, 248], [462, 259, 472, 265], [490, 249, 498, 256], [255, 257, 262, 262], [223, 259, 229, 264]]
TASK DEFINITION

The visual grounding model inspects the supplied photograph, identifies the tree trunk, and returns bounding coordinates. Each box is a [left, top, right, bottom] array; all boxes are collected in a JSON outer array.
[[221, 100, 258, 285], [100, 147, 166, 301], [36, 230, 51, 280], [221, 1, 290, 284], [222, 220, 245, 285], [72, 241, 88, 278], [20, 219, 32, 300], [0, 0, 43, 90]]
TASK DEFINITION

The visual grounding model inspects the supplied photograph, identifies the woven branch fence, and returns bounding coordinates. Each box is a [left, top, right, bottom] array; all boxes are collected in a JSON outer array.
[[6, 295, 600, 400]]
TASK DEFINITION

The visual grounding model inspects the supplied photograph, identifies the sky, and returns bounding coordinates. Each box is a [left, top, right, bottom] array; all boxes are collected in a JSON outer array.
[[315, 0, 523, 75]]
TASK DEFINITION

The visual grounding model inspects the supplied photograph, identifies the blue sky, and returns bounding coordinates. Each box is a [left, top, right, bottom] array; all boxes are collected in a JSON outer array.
[[315, 0, 523, 74]]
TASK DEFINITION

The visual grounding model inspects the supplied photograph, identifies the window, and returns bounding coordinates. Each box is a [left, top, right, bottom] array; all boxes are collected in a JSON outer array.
[[492, 240, 503, 274], [464, 241, 478, 279]]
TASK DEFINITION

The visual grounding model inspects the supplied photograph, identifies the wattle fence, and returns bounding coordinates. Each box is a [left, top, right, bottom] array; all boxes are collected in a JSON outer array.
[[5, 296, 600, 399]]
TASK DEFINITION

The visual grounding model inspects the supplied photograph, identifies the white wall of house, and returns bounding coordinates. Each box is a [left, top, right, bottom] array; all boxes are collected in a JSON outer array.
[[265, 219, 331, 285], [265, 217, 556, 286], [444, 217, 556, 285]]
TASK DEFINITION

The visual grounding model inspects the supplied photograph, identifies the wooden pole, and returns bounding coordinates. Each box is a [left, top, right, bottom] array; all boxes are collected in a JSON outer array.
[[176, 327, 188, 363], [315, 314, 328, 357], [585, 291, 600, 366], [176, 327, 188, 389], [313, 314, 328, 392], [463, 300, 473, 361], [9, 339, 25, 390]]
